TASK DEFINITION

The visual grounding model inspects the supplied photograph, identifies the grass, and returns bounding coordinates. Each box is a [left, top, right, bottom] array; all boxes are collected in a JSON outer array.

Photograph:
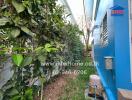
[[59, 57, 96, 100]]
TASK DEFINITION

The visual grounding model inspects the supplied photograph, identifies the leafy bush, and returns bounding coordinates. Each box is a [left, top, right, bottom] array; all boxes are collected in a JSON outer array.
[[0, 0, 84, 99]]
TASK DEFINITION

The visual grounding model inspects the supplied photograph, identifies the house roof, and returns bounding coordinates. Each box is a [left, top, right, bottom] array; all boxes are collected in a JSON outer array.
[[110, 5, 124, 10]]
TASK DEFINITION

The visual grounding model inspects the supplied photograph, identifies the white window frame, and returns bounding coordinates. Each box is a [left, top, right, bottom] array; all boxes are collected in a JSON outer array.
[[100, 13, 108, 46], [128, 0, 132, 82]]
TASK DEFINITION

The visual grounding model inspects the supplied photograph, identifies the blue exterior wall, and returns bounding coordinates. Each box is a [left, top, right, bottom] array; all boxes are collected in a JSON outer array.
[[113, 0, 132, 90], [89, 0, 132, 99], [93, 0, 116, 99]]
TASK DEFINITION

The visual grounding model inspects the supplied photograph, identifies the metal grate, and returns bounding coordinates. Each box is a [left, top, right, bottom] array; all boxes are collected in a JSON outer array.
[[100, 14, 108, 46]]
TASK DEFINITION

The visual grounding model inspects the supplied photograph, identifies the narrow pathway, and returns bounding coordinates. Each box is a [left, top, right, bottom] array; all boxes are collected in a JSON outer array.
[[43, 73, 77, 100]]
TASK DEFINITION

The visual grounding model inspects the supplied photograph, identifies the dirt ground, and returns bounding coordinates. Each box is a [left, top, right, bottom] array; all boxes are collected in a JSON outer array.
[[35, 73, 77, 100]]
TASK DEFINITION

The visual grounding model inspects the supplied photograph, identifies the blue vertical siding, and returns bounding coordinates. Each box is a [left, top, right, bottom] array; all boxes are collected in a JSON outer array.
[[87, 0, 132, 99], [114, 0, 132, 90]]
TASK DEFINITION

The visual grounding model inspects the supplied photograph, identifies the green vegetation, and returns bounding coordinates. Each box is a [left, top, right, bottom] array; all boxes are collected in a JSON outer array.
[[59, 57, 96, 100], [0, 0, 84, 100]]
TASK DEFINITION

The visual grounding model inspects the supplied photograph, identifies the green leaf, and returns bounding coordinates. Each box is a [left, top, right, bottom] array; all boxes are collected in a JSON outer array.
[[10, 28, 20, 38], [12, 54, 23, 67], [13, 16, 21, 25], [45, 43, 52, 52], [35, 47, 43, 51], [38, 55, 46, 63], [27, 8, 33, 15], [11, 95, 21, 100], [46, 48, 52, 52], [21, 26, 35, 37], [35, 47, 44, 55], [45, 43, 52, 48], [31, 19, 38, 25], [0, 17, 10, 26], [25, 88, 32, 95], [44, 43, 58, 52], [51, 48, 58, 51], [12, 0, 25, 13], [0, 90, 3, 100], [7, 88, 19, 96], [21, 56, 32, 67], [25, 88, 33, 100]]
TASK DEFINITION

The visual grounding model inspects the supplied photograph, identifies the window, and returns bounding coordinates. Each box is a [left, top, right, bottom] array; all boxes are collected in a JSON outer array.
[[100, 14, 108, 46]]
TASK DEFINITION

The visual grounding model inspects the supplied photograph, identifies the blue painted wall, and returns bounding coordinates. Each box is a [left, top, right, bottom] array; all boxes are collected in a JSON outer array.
[[93, 0, 117, 99], [88, 0, 132, 99], [113, 0, 132, 90]]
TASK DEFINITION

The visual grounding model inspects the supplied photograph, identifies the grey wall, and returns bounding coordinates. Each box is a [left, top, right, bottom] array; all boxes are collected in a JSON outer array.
[[0, 58, 13, 89]]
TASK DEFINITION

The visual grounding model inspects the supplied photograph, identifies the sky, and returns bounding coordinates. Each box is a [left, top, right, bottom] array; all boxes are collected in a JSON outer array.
[[66, 0, 85, 26], [58, 0, 94, 44], [66, 0, 87, 44], [58, 0, 91, 29], [66, 0, 94, 44], [66, 0, 94, 31]]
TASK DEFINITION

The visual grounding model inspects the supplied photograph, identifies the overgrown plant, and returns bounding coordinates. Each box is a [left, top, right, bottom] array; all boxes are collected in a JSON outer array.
[[0, 0, 84, 100]]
